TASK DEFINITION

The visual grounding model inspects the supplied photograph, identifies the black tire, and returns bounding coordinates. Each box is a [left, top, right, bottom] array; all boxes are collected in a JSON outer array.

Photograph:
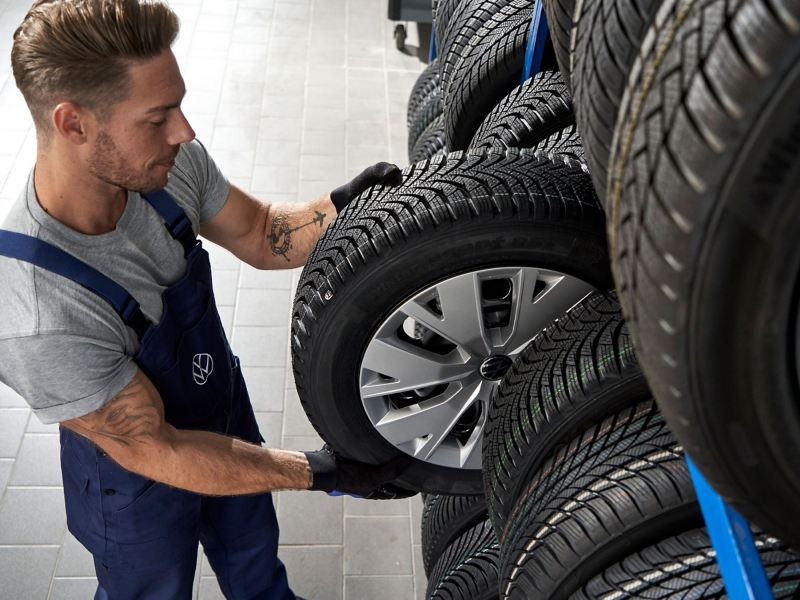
[[426, 519, 500, 600], [469, 69, 574, 151], [291, 149, 610, 494], [531, 123, 586, 168], [606, 0, 800, 545], [407, 60, 441, 133], [572, 528, 800, 599], [443, 0, 535, 151], [434, 0, 468, 44], [500, 401, 701, 599], [483, 291, 646, 539], [540, 0, 576, 88], [438, 0, 512, 99], [409, 111, 446, 164], [571, 0, 660, 199], [421, 493, 488, 576]]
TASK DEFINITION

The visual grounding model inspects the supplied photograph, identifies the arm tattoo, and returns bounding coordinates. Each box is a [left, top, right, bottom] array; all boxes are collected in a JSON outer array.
[[269, 210, 327, 261]]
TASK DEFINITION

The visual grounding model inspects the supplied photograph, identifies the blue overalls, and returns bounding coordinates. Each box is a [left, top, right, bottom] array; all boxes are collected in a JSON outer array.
[[0, 190, 295, 600]]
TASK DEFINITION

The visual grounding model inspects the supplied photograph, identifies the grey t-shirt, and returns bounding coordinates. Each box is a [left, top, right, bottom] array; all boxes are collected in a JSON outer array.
[[0, 140, 230, 424]]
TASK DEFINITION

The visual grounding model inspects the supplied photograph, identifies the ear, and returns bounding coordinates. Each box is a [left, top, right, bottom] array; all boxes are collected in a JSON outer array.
[[51, 102, 91, 144]]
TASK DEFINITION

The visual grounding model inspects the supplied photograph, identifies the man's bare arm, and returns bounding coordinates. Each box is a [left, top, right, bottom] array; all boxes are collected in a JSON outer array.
[[62, 369, 312, 495], [200, 184, 335, 270]]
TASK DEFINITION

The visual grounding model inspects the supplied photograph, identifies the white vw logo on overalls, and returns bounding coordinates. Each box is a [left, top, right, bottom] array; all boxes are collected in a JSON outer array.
[[192, 353, 214, 386]]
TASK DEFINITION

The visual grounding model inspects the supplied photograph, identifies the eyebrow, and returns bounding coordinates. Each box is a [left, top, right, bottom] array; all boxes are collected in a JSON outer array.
[[145, 89, 187, 114]]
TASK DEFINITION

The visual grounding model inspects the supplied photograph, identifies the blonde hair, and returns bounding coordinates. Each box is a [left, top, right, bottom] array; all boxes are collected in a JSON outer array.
[[12, 0, 179, 131]]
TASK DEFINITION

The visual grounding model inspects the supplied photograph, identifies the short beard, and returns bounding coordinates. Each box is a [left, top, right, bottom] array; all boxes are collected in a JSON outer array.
[[88, 131, 166, 193]]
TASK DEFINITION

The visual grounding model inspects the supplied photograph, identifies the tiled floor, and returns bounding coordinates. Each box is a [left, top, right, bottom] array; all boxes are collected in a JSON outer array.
[[0, 0, 428, 598]]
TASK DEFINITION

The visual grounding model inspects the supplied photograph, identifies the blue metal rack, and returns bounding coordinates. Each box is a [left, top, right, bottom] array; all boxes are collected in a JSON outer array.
[[687, 457, 774, 599]]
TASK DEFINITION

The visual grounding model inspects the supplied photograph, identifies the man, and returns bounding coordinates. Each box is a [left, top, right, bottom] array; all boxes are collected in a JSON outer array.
[[0, 1, 410, 598]]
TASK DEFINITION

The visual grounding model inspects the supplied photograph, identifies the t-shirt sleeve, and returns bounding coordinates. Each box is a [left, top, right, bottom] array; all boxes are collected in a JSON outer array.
[[173, 139, 231, 224], [0, 332, 138, 424]]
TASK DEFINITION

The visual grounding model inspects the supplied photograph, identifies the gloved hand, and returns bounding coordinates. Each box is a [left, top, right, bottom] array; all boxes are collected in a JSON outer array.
[[303, 444, 416, 499], [329, 162, 403, 212]]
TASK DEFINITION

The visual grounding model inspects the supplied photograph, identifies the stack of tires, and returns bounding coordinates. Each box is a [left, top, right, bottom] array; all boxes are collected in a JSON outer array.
[[542, 0, 800, 553], [422, 293, 800, 599], [292, 0, 800, 597]]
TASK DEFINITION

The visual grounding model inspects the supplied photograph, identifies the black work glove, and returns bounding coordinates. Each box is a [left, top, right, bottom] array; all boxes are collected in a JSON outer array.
[[329, 162, 403, 212], [304, 445, 416, 499]]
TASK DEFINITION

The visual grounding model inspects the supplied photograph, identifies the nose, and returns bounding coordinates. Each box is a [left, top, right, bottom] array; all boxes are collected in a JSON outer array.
[[168, 108, 195, 146]]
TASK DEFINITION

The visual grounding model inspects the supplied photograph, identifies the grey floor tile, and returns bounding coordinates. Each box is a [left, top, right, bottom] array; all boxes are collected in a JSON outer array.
[[412, 544, 426, 600], [300, 154, 346, 182], [244, 367, 286, 412], [252, 164, 299, 194], [231, 326, 288, 367], [236, 289, 292, 327], [282, 388, 317, 437], [303, 130, 345, 156], [56, 532, 96, 577], [199, 577, 227, 600], [280, 545, 343, 600], [235, 8, 274, 28], [410, 495, 424, 546], [347, 121, 389, 147], [0, 459, 12, 496], [305, 108, 346, 133], [306, 87, 346, 110], [347, 145, 392, 169], [9, 433, 62, 486], [344, 517, 412, 575], [255, 412, 283, 447], [277, 490, 343, 544], [49, 577, 99, 600], [206, 242, 241, 270], [220, 81, 264, 106], [0, 487, 66, 544], [344, 496, 412, 517], [0, 408, 27, 457], [215, 103, 262, 130], [225, 59, 268, 85], [239, 264, 295, 289], [26, 411, 59, 433], [0, 383, 27, 407], [211, 125, 259, 153], [218, 305, 234, 340], [345, 575, 414, 600], [0, 546, 59, 600], [209, 149, 256, 179], [299, 180, 337, 202], [255, 140, 301, 166], [281, 434, 324, 453], [259, 117, 304, 143], [212, 269, 239, 306]]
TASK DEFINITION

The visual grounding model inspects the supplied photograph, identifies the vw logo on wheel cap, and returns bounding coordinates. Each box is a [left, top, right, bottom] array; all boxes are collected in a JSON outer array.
[[192, 353, 214, 386], [479, 355, 513, 381]]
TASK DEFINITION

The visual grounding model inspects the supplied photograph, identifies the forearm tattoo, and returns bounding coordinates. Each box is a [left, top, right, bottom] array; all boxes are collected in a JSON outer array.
[[269, 210, 327, 261]]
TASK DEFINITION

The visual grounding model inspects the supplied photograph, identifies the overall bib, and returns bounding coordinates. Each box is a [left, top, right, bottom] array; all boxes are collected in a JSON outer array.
[[0, 190, 295, 600]]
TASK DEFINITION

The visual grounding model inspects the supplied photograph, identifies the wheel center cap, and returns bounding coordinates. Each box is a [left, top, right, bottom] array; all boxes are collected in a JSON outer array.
[[479, 355, 513, 381]]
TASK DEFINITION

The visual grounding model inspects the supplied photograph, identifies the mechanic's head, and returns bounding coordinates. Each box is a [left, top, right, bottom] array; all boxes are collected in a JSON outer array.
[[12, 0, 195, 192]]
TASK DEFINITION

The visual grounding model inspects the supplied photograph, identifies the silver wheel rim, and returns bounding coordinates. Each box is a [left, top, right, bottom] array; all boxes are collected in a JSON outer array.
[[359, 266, 594, 469]]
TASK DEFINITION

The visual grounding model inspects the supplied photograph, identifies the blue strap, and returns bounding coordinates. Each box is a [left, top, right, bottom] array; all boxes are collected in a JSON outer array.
[[140, 189, 197, 257], [0, 230, 151, 338]]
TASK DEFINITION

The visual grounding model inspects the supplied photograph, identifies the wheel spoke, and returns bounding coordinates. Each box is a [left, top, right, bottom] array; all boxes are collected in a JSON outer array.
[[401, 272, 491, 358], [361, 338, 474, 398], [372, 379, 482, 460], [503, 271, 594, 355]]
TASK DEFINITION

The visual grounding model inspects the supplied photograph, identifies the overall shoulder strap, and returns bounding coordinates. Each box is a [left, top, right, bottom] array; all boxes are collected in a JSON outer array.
[[140, 189, 197, 258], [0, 230, 151, 339]]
